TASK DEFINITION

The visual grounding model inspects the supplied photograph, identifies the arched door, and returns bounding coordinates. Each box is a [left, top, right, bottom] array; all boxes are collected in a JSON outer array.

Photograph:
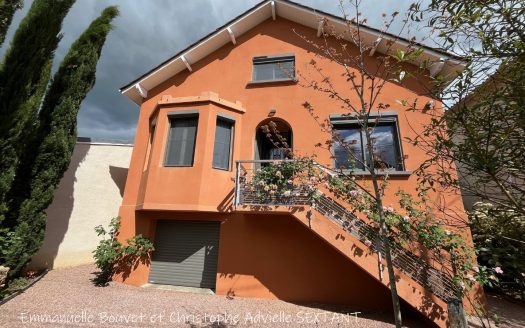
[[254, 119, 293, 160]]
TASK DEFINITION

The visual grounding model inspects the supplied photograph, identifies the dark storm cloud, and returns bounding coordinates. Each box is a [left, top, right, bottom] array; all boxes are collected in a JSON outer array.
[[1, 0, 431, 143]]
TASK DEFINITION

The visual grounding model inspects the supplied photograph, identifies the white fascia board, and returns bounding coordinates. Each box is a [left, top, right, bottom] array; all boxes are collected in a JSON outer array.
[[122, 87, 142, 105]]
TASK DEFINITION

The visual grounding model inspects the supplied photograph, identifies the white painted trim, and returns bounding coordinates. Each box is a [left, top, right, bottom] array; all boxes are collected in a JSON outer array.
[[76, 142, 133, 147], [135, 83, 148, 98], [369, 37, 382, 56], [271, 1, 276, 20], [429, 59, 445, 77], [181, 55, 192, 72], [316, 19, 323, 37], [227, 26, 236, 45]]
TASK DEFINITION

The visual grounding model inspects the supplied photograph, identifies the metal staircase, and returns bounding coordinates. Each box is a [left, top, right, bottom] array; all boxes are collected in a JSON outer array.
[[234, 159, 456, 303]]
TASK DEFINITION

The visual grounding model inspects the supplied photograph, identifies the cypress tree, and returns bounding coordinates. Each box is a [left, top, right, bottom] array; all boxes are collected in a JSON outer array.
[[4, 6, 119, 275], [0, 0, 76, 224], [0, 0, 23, 46]]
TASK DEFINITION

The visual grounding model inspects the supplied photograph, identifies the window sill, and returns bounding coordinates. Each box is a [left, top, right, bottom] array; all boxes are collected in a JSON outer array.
[[163, 165, 194, 168], [212, 166, 231, 172], [246, 78, 297, 86], [341, 170, 413, 177]]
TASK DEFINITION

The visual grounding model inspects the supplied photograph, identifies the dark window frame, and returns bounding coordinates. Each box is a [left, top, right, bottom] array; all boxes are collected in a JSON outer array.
[[164, 111, 199, 167], [331, 114, 405, 172], [252, 54, 295, 82], [212, 114, 235, 171]]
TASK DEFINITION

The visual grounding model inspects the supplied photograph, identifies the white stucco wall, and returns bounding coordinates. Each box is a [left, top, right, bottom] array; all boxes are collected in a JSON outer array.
[[29, 141, 132, 270]]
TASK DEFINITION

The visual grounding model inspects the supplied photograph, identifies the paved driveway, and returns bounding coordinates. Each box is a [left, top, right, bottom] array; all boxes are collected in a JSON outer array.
[[0, 265, 429, 327]]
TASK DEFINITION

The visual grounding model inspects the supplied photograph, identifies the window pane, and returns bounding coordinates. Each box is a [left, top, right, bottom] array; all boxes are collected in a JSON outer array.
[[254, 63, 275, 81], [253, 56, 295, 81], [274, 60, 294, 79], [165, 117, 198, 166], [367, 125, 398, 170], [334, 127, 364, 170], [213, 119, 233, 169]]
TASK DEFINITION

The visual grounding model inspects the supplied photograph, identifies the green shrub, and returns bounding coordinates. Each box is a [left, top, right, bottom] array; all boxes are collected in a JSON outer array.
[[92, 217, 154, 286], [469, 202, 525, 299]]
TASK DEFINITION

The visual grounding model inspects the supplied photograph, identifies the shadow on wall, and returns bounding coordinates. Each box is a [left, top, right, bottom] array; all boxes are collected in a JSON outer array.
[[28, 143, 91, 270], [28, 146, 130, 270], [109, 166, 128, 197]]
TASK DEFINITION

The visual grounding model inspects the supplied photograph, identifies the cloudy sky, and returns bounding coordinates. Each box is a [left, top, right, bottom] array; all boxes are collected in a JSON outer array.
[[0, 0, 431, 143]]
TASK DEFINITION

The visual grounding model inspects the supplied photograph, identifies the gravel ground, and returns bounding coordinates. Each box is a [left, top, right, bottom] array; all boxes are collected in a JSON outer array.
[[469, 294, 525, 328], [0, 264, 429, 328]]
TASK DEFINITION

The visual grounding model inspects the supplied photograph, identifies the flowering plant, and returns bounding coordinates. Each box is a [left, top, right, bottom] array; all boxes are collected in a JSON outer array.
[[249, 160, 317, 201]]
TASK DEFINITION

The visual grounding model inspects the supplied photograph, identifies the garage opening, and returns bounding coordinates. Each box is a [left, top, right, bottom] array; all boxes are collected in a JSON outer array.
[[148, 220, 220, 290]]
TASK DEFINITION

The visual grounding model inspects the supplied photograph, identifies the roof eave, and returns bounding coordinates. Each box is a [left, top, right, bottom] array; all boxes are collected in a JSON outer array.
[[120, 0, 465, 105]]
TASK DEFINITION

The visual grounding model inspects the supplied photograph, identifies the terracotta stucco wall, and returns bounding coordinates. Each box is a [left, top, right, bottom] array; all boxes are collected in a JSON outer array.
[[121, 17, 467, 222], [29, 142, 132, 270]]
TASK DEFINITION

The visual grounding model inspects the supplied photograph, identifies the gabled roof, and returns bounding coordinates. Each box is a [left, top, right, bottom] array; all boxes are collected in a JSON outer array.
[[120, 0, 465, 105]]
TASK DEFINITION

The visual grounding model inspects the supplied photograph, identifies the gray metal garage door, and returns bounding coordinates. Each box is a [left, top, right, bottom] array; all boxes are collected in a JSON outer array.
[[148, 220, 220, 289]]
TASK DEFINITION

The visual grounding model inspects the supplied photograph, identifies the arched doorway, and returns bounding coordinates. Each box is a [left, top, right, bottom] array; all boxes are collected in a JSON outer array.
[[254, 118, 293, 160]]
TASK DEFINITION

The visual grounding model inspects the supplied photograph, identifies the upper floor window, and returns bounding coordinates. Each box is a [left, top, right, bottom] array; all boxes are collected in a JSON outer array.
[[252, 54, 295, 82], [164, 114, 198, 167], [212, 116, 234, 170], [332, 115, 404, 172]]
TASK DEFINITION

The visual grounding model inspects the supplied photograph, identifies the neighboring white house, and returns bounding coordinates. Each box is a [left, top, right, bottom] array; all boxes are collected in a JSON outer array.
[[28, 138, 132, 270]]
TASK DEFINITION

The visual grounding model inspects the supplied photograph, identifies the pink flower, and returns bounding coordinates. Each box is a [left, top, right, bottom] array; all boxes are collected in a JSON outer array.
[[276, 171, 283, 178], [382, 206, 394, 213], [349, 190, 359, 198], [445, 230, 451, 235], [402, 216, 410, 221], [269, 190, 276, 195], [364, 240, 372, 247], [263, 185, 270, 192], [283, 190, 291, 197], [287, 179, 293, 184], [473, 266, 479, 273], [466, 273, 476, 282], [495, 267, 504, 274], [460, 282, 466, 290]]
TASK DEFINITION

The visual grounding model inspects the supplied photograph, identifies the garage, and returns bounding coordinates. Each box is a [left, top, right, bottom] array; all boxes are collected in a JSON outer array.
[[148, 220, 220, 289]]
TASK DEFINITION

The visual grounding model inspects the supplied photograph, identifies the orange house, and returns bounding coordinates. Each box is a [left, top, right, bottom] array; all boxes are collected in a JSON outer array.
[[117, 1, 469, 326]]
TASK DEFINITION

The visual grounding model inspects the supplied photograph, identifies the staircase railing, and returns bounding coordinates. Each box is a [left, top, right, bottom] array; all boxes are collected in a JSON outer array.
[[234, 159, 456, 302]]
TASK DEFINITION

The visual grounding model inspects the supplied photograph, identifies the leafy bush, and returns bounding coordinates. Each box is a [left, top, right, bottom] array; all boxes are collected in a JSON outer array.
[[92, 217, 154, 286], [469, 202, 525, 299]]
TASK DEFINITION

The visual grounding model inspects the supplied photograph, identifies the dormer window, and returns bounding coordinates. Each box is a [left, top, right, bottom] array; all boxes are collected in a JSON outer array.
[[252, 54, 295, 82]]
